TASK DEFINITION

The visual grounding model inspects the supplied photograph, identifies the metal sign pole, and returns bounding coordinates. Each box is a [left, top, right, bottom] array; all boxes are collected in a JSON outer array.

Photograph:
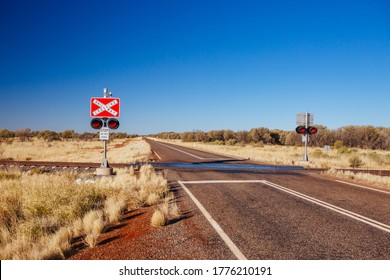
[[303, 112, 309, 161], [101, 119, 109, 168], [100, 88, 112, 168], [101, 88, 109, 168]]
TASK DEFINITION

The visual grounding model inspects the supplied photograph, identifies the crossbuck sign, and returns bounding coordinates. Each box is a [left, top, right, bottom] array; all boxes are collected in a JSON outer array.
[[90, 97, 120, 118]]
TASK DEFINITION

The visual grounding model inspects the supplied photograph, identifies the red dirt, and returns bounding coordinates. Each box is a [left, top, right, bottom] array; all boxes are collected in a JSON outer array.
[[67, 207, 156, 260]]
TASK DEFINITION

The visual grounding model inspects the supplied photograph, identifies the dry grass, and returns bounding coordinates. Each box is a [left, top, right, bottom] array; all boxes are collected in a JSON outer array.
[[151, 210, 167, 228], [82, 210, 105, 248], [326, 169, 390, 191], [0, 137, 151, 163], [151, 196, 181, 228], [0, 164, 168, 259]]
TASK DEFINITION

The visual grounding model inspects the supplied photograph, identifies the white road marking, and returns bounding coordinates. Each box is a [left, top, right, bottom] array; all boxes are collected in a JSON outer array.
[[152, 149, 162, 160], [178, 180, 247, 260], [336, 180, 390, 194], [183, 180, 265, 184], [181, 180, 390, 235], [261, 180, 390, 233], [156, 142, 231, 161], [158, 143, 204, 159]]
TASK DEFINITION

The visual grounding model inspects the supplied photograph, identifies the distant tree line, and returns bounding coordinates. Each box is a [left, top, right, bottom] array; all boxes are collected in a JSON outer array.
[[0, 129, 139, 142], [150, 125, 390, 150]]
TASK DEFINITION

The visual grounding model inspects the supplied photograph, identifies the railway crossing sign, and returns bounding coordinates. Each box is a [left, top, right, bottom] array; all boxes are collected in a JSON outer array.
[[90, 97, 120, 118], [89, 88, 121, 174]]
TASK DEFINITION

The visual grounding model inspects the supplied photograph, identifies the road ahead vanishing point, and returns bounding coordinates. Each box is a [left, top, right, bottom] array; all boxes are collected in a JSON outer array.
[[146, 139, 390, 260]]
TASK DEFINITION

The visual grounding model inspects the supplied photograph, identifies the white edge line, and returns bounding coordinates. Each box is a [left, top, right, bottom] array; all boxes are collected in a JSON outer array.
[[178, 180, 247, 260], [336, 180, 390, 195], [151, 149, 162, 160]]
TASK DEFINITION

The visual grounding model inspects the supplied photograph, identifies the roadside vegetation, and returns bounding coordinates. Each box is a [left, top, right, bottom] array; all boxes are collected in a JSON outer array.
[[151, 126, 390, 168], [325, 169, 390, 190], [151, 125, 390, 190], [151, 125, 390, 150], [0, 132, 179, 259], [0, 165, 171, 259], [0, 134, 150, 163]]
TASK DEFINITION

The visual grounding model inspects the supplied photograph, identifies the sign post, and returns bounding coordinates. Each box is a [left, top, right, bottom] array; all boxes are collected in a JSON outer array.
[[296, 112, 317, 161], [90, 88, 121, 175]]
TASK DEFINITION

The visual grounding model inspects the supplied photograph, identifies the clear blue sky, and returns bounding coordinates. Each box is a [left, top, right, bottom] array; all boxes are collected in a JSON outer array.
[[1, 0, 389, 135]]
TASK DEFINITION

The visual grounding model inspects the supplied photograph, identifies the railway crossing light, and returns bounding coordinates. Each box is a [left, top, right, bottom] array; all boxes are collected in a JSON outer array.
[[307, 126, 318, 135], [295, 126, 306, 134], [295, 126, 318, 135], [90, 118, 104, 129], [107, 118, 120, 130]]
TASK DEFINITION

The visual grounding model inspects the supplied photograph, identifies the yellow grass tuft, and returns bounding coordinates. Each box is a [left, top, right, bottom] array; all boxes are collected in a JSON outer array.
[[151, 209, 167, 228], [150, 194, 181, 228], [104, 196, 127, 224], [83, 210, 105, 248]]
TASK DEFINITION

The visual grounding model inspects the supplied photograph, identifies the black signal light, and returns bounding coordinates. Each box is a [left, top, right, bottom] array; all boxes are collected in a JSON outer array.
[[307, 127, 318, 135], [107, 118, 120, 130], [90, 118, 103, 129], [295, 126, 307, 134]]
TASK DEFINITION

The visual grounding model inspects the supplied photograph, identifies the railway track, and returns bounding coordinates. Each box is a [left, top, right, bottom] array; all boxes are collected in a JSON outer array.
[[0, 160, 129, 172], [1, 160, 389, 176]]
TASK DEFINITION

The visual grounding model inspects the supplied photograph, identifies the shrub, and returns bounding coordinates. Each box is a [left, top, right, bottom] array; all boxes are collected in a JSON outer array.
[[368, 152, 384, 166], [333, 140, 344, 149], [312, 149, 325, 158], [226, 139, 238, 146], [337, 146, 350, 154], [349, 155, 363, 168]]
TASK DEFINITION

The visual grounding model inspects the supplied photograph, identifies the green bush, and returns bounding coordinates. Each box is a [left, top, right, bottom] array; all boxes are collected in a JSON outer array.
[[349, 155, 363, 168], [337, 146, 350, 154], [368, 152, 384, 166], [226, 139, 238, 146], [312, 149, 325, 158], [333, 140, 344, 149]]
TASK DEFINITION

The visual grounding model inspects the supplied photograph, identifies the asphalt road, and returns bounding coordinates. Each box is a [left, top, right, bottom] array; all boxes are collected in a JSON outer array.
[[146, 139, 390, 260]]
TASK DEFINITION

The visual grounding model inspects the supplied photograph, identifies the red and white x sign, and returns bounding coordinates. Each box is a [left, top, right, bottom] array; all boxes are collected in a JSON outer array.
[[90, 97, 120, 118]]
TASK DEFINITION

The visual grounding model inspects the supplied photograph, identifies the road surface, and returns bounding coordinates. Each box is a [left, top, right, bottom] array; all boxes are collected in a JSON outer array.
[[146, 139, 390, 260]]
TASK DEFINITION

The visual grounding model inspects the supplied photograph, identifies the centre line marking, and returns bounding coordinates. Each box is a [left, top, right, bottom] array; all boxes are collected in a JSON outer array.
[[157, 142, 232, 161], [178, 180, 247, 260], [158, 143, 204, 159]]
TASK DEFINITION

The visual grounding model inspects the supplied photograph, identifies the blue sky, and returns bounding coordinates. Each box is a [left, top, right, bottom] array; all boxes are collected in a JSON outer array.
[[0, 0, 389, 135]]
